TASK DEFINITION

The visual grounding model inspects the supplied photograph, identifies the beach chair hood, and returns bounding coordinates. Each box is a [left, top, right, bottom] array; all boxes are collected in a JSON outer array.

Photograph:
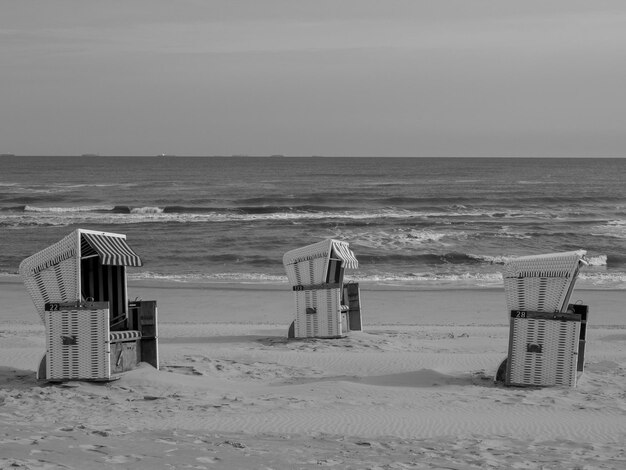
[[19, 229, 143, 321], [282, 239, 358, 271], [502, 250, 587, 313], [502, 250, 587, 279]]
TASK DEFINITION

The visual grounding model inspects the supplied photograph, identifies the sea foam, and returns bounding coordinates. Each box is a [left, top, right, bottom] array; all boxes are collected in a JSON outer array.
[[24, 205, 115, 213]]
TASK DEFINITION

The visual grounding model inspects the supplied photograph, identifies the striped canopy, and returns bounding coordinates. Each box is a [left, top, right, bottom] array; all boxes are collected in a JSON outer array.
[[81, 232, 143, 267], [330, 241, 358, 269]]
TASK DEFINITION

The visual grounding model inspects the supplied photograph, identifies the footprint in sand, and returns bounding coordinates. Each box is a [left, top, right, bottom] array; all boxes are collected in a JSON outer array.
[[1, 459, 68, 470], [79, 444, 109, 454], [104, 454, 143, 464], [162, 364, 204, 376]]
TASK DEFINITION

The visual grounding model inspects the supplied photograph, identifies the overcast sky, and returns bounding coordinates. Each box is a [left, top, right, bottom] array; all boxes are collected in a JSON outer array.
[[1, 0, 626, 157]]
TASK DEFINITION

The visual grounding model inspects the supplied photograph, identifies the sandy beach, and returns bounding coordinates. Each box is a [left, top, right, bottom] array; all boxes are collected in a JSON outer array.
[[1, 277, 625, 469], [4, 0, 626, 468]]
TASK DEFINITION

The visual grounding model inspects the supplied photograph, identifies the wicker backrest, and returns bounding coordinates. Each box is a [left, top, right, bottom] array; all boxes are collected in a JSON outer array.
[[19, 231, 80, 322], [503, 250, 587, 313], [284, 257, 328, 286]]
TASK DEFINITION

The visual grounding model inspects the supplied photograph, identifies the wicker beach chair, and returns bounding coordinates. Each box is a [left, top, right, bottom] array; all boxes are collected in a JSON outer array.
[[19, 229, 159, 381], [500, 250, 588, 387], [283, 239, 362, 338]]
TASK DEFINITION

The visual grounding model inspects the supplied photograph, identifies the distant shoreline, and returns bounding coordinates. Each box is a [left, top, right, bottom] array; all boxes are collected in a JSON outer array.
[[4, 155, 626, 159]]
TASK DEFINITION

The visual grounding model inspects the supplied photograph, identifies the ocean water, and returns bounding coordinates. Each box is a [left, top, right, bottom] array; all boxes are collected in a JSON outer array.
[[1, 156, 625, 289]]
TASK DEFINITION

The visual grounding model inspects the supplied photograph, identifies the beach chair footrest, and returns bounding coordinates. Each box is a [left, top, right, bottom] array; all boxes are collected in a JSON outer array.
[[110, 339, 140, 374]]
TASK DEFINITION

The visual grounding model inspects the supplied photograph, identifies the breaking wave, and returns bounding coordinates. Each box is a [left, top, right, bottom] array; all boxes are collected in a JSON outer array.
[[24, 205, 116, 213]]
